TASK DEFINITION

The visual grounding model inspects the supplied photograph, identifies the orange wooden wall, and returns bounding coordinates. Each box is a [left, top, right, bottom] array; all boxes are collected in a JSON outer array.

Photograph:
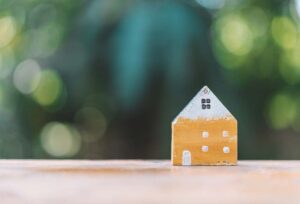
[[172, 117, 237, 165]]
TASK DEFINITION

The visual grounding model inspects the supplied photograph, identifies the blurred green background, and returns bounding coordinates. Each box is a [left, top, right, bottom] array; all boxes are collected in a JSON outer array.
[[1, 0, 300, 159]]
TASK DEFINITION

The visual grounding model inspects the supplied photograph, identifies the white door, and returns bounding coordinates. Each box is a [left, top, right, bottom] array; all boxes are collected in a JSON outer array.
[[182, 150, 191, 166]]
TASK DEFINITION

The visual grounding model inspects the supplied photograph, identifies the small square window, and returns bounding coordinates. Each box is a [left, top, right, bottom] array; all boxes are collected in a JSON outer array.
[[201, 98, 211, 110], [222, 131, 228, 137], [202, 131, 209, 138], [202, 145, 209, 152], [223, 146, 230, 154]]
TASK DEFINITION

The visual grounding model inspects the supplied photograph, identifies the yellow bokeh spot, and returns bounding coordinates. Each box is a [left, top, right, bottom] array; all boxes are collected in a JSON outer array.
[[0, 16, 17, 48], [268, 93, 297, 129], [219, 14, 253, 56], [32, 69, 63, 106], [271, 17, 297, 50], [40, 122, 81, 157]]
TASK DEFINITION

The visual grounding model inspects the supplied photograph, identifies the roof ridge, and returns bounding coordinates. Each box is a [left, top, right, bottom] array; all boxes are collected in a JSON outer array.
[[173, 86, 234, 123]]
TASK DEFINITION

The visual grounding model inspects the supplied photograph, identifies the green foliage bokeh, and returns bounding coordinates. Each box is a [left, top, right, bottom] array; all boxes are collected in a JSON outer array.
[[1, 0, 300, 159]]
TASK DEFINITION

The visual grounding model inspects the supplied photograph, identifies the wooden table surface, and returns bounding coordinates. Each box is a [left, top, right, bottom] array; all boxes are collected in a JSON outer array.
[[1, 160, 300, 204]]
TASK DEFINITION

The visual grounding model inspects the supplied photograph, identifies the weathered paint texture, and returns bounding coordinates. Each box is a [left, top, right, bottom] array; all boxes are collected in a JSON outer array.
[[172, 86, 237, 166]]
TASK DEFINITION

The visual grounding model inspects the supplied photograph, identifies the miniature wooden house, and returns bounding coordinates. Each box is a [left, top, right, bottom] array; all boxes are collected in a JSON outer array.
[[171, 86, 237, 166]]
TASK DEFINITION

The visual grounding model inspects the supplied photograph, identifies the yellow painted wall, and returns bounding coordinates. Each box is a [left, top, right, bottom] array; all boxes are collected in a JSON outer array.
[[172, 117, 237, 165]]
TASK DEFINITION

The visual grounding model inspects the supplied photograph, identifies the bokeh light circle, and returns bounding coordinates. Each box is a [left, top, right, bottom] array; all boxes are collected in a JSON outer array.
[[13, 59, 41, 94], [32, 69, 63, 107], [40, 122, 81, 157]]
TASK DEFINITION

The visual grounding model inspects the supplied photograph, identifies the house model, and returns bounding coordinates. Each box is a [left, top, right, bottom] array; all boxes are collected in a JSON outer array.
[[171, 86, 237, 166]]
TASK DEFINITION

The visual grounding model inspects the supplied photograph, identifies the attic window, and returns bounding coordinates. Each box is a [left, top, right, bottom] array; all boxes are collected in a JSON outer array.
[[201, 98, 211, 109]]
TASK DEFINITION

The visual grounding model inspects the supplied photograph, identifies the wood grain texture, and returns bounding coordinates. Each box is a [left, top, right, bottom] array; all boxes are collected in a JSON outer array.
[[0, 160, 299, 204]]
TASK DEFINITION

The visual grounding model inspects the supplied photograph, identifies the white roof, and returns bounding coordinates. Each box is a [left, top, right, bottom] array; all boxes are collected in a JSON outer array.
[[173, 86, 235, 123]]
